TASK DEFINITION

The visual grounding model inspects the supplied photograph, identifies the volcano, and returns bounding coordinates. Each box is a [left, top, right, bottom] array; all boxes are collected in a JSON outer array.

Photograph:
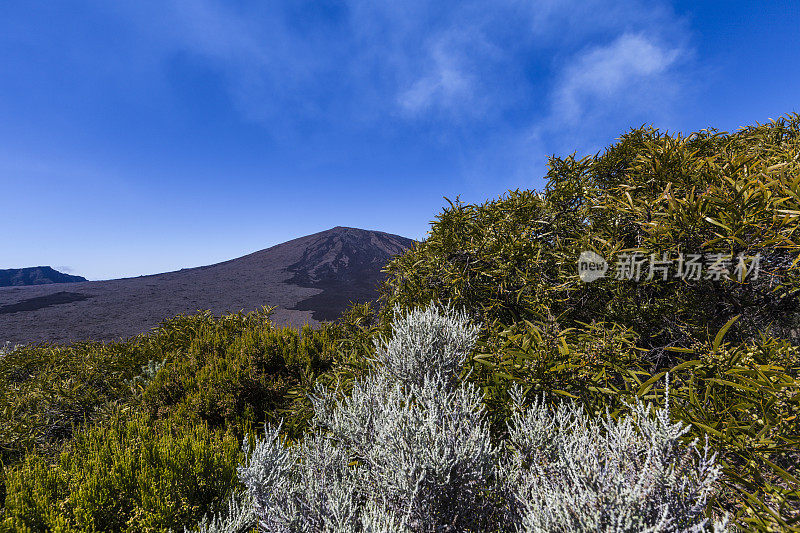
[[0, 227, 415, 345]]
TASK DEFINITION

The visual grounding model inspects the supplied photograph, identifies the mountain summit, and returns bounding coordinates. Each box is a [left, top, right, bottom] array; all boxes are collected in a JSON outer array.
[[0, 227, 415, 344], [286, 227, 414, 320]]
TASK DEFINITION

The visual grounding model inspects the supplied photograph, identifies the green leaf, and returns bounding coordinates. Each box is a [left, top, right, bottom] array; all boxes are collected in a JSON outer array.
[[713, 315, 741, 352]]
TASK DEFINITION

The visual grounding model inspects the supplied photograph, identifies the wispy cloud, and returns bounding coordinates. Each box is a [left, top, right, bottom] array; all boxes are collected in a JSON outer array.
[[396, 33, 481, 116], [104, 1, 690, 133], [63, 0, 696, 196], [552, 33, 683, 125]]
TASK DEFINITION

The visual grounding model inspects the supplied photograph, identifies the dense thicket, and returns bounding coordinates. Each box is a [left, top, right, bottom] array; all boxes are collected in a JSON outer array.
[[196, 306, 726, 533], [4, 412, 241, 532], [0, 115, 798, 531], [379, 115, 800, 530], [383, 115, 800, 354], [0, 308, 343, 531]]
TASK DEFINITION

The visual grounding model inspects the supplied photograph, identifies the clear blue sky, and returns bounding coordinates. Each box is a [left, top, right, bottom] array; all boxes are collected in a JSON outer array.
[[1, 1, 798, 280]]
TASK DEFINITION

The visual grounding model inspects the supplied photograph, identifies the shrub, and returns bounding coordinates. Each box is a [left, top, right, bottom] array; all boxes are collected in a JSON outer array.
[[0, 307, 343, 529], [652, 331, 800, 529], [213, 305, 497, 533], [2, 411, 241, 533], [192, 305, 723, 533], [0, 340, 157, 465], [139, 313, 340, 441], [473, 318, 646, 438], [381, 114, 800, 357], [474, 316, 800, 529], [0, 309, 260, 470], [379, 115, 800, 529], [502, 386, 725, 532]]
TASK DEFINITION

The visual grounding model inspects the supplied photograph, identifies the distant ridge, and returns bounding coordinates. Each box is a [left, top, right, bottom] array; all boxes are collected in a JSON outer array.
[[0, 266, 86, 287], [0, 227, 415, 344]]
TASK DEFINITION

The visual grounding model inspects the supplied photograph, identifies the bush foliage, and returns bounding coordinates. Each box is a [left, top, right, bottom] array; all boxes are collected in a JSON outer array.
[[3, 412, 241, 533], [1, 115, 798, 531], [138, 308, 340, 440], [380, 115, 800, 530], [383, 115, 800, 353], [0, 308, 342, 530], [196, 305, 726, 532]]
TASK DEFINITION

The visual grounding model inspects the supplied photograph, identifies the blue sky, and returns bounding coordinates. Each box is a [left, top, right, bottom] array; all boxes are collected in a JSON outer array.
[[1, 1, 798, 280]]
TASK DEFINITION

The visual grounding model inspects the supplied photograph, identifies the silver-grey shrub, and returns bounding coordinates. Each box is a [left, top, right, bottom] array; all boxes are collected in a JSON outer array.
[[309, 374, 498, 530], [370, 304, 479, 389], [189, 304, 726, 533], [502, 387, 727, 532]]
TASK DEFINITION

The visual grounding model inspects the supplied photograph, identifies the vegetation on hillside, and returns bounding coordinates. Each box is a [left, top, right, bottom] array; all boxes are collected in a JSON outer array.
[[0, 308, 342, 532], [196, 305, 727, 532], [1, 115, 798, 531], [379, 114, 800, 530]]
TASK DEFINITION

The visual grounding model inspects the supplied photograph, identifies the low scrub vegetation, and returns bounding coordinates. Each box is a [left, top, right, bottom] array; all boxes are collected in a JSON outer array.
[[192, 305, 727, 532], [4, 412, 241, 533], [1, 115, 798, 531], [0, 308, 342, 531]]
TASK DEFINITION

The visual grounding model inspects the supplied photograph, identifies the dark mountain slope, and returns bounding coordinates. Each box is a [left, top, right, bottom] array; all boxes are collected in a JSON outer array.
[[0, 227, 415, 344], [0, 266, 86, 287], [287, 227, 415, 320]]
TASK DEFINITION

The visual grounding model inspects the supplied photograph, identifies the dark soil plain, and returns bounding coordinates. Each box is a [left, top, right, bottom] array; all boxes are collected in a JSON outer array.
[[0, 227, 414, 345]]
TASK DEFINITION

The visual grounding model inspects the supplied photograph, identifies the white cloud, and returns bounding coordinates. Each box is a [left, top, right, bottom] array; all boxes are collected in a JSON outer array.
[[100, 0, 693, 152], [397, 37, 475, 115], [553, 33, 682, 124], [350, 1, 690, 125]]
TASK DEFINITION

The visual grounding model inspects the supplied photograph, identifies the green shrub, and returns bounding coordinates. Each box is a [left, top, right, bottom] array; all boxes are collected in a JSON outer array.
[[0, 340, 157, 465], [0, 307, 345, 528], [139, 312, 340, 441], [0, 308, 260, 469], [379, 115, 800, 530], [472, 319, 647, 437], [382, 115, 800, 357], [654, 330, 800, 529], [2, 411, 241, 533]]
